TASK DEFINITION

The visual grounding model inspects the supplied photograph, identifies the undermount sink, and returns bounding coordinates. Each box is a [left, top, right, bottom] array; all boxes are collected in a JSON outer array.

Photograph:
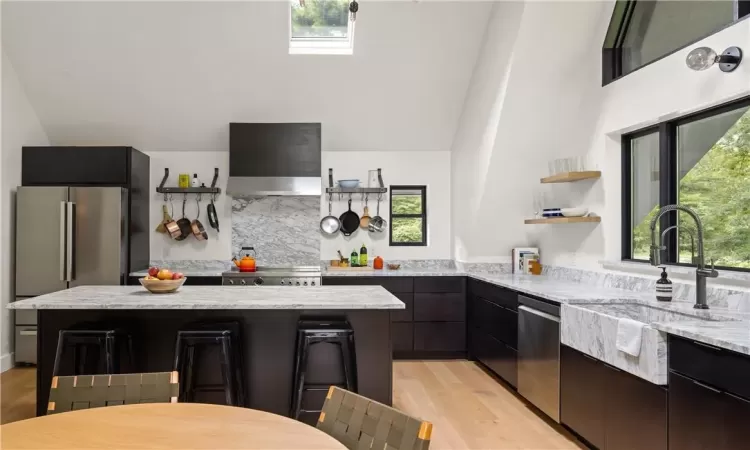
[[560, 302, 738, 385], [578, 303, 739, 324]]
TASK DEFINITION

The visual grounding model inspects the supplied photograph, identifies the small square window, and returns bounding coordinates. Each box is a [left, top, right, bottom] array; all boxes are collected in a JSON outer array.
[[390, 186, 427, 246], [289, 0, 355, 55]]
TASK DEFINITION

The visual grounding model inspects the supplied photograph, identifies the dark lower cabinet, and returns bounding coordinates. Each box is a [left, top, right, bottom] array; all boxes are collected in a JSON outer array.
[[469, 329, 517, 388], [668, 371, 724, 450], [560, 345, 666, 450], [668, 336, 750, 450], [390, 293, 414, 322], [414, 322, 465, 353], [414, 293, 465, 322], [392, 322, 414, 354], [560, 345, 606, 449], [605, 365, 666, 450]]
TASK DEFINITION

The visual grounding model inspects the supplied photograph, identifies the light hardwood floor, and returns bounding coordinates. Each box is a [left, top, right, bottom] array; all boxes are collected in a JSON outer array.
[[1, 361, 582, 449]]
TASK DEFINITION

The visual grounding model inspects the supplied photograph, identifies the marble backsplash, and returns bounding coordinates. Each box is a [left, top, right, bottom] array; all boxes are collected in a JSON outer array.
[[232, 196, 320, 266]]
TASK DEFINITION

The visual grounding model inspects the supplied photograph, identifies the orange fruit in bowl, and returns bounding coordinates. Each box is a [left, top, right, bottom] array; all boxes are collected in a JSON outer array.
[[157, 269, 173, 281]]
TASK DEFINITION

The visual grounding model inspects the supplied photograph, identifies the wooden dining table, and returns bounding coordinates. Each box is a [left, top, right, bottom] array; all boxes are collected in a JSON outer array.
[[0, 403, 347, 449]]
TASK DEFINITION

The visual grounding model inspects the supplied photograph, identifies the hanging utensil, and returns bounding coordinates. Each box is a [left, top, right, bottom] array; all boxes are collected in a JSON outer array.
[[164, 198, 182, 240], [359, 198, 371, 230], [207, 195, 220, 232], [320, 196, 341, 235], [191, 197, 208, 241], [339, 198, 360, 236], [155, 203, 171, 233], [368, 196, 387, 233], [174, 196, 192, 241]]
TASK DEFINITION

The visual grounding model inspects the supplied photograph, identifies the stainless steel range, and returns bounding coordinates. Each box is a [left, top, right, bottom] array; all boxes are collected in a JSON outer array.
[[222, 266, 322, 287]]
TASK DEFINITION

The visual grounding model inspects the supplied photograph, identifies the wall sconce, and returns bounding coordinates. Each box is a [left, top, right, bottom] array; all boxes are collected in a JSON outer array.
[[686, 46, 742, 72]]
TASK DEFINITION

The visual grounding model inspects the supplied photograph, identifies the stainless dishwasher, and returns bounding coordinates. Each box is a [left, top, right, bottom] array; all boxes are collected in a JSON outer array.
[[517, 295, 560, 422]]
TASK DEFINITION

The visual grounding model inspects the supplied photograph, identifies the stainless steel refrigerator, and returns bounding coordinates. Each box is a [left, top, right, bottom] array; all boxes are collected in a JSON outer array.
[[14, 186, 128, 364]]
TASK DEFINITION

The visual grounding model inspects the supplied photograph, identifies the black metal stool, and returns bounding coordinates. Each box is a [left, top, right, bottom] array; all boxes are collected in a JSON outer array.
[[51, 328, 134, 377], [291, 319, 357, 420], [172, 322, 245, 407]]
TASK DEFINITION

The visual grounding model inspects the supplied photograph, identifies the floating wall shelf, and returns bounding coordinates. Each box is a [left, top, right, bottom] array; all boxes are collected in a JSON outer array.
[[325, 168, 387, 195], [156, 168, 221, 195], [540, 171, 601, 184], [524, 217, 601, 225]]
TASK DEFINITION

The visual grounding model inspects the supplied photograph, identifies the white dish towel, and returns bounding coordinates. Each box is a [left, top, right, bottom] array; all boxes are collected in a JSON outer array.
[[616, 318, 645, 357]]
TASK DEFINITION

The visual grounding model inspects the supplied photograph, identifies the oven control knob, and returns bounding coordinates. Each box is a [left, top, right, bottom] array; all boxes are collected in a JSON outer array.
[[228, 280, 234, 285], [295, 281, 300, 286], [240, 280, 246, 286], [303, 281, 308, 286], [280, 280, 285, 285], [254, 277, 264, 286], [311, 281, 316, 286]]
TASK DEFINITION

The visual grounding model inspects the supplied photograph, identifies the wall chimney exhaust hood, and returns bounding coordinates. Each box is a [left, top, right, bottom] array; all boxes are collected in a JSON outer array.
[[227, 123, 322, 196]]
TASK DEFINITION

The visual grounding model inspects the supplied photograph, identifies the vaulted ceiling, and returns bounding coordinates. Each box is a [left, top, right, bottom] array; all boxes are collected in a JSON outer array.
[[2, 1, 491, 152]]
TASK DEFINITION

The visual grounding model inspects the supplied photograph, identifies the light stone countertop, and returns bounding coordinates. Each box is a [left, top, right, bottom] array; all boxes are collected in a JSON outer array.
[[652, 320, 750, 356], [7, 285, 405, 310]]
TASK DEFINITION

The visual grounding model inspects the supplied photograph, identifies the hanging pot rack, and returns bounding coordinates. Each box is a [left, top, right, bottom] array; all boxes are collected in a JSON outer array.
[[325, 168, 387, 201], [156, 168, 221, 202]]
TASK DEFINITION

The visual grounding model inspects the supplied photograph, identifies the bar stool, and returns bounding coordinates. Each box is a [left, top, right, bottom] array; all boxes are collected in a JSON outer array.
[[291, 319, 357, 420], [51, 327, 134, 377], [172, 322, 245, 407]]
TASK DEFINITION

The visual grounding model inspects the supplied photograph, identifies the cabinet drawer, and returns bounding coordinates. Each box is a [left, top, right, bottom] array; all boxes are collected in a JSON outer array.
[[669, 336, 750, 400], [414, 277, 464, 293], [392, 323, 413, 353], [560, 345, 606, 450], [471, 330, 517, 387], [470, 296, 517, 349], [414, 322, 465, 352], [469, 279, 517, 311], [414, 293, 465, 322], [390, 293, 413, 322], [322, 276, 413, 293]]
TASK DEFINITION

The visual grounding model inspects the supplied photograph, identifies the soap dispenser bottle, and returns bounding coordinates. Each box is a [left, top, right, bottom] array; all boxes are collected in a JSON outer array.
[[656, 266, 673, 302]]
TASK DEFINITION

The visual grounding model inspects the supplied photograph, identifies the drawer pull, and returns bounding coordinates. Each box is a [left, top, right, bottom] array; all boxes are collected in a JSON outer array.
[[692, 340, 722, 352], [19, 329, 37, 336], [692, 379, 722, 394]]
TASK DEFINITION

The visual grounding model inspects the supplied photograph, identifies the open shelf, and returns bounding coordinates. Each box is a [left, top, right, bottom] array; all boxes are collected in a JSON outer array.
[[156, 168, 221, 195], [541, 171, 601, 184], [524, 216, 601, 225], [326, 168, 387, 196]]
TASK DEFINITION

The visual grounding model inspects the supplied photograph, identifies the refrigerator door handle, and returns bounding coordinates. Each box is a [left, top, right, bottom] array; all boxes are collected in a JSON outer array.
[[66, 202, 76, 281], [60, 201, 68, 281]]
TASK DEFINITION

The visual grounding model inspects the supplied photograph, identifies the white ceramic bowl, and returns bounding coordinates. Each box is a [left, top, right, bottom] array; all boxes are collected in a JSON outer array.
[[139, 277, 187, 294], [337, 180, 360, 189], [560, 207, 588, 217]]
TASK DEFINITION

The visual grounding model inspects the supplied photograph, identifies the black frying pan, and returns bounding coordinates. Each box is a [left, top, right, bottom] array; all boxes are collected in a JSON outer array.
[[339, 199, 360, 236], [207, 197, 219, 232]]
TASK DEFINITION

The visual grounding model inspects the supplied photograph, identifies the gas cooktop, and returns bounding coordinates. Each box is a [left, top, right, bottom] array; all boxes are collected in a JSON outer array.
[[221, 266, 321, 286]]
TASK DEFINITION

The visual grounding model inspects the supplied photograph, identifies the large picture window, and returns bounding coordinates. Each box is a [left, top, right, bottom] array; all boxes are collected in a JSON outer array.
[[602, 0, 749, 84], [623, 97, 750, 270]]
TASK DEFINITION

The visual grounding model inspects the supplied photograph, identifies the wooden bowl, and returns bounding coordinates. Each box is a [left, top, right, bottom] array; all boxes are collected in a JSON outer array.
[[139, 277, 187, 294], [387, 264, 401, 270]]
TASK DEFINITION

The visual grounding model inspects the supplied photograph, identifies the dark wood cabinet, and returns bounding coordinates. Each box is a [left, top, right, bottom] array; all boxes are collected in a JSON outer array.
[[469, 329, 517, 387], [390, 293, 413, 322], [605, 365, 667, 450], [392, 323, 414, 353], [414, 322, 466, 353], [469, 295, 517, 349], [413, 293, 465, 322], [668, 336, 750, 450], [561, 345, 666, 450], [322, 276, 465, 358], [668, 371, 725, 450], [560, 345, 606, 449], [469, 278, 517, 310]]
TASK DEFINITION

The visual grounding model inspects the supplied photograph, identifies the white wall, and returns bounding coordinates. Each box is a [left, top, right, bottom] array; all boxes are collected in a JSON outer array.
[[1, 52, 50, 371], [147, 150, 452, 262], [453, 0, 750, 272], [321, 151, 452, 261]]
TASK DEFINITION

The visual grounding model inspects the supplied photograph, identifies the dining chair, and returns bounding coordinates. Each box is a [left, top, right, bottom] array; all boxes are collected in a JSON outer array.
[[317, 386, 432, 450], [47, 371, 179, 415]]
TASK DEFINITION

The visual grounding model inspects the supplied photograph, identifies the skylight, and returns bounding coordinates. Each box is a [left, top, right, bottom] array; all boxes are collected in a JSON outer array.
[[289, 0, 355, 55]]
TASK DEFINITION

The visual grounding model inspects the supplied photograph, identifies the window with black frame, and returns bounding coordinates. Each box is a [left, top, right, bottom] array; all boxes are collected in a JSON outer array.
[[623, 97, 750, 270], [389, 186, 427, 246], [602, 0, 749, 84]]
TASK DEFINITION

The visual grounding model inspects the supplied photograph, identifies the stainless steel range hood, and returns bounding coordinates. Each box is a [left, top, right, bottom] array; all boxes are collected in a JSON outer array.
[[227, 123, 322, 196]]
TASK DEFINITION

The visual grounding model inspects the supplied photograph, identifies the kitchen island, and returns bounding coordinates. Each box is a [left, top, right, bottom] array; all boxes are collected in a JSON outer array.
[[9, 286, 404, 422]]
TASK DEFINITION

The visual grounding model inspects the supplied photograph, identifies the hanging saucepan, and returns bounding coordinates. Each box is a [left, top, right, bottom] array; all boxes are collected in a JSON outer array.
[[207, 195, 220, 232], [368, 196, 387, 233], [320, 196, 341, 235], [164, 198, 183, 240], [191, 197, 208, 241], [339, 198, 360, 236], [174, 196, 192, 241]]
